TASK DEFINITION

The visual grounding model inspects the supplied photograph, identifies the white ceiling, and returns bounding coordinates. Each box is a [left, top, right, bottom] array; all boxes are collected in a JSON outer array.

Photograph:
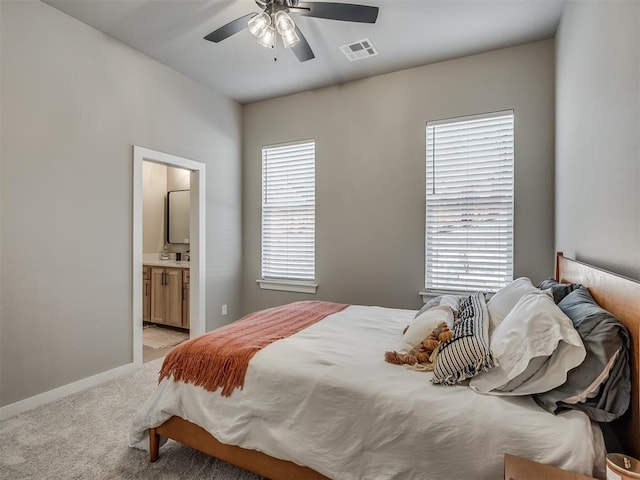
[[43, 0, 566, 104]]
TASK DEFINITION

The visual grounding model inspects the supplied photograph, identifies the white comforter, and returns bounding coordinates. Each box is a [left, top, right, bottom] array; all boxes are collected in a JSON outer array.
[[130, 305, 605, 480]]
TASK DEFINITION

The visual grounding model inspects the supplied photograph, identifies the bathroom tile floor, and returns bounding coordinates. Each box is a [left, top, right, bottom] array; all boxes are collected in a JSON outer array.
[[143, 344, 175, 363]]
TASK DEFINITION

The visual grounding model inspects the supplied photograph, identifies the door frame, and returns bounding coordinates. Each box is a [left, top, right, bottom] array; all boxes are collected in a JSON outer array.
[[132, 146, 206, 366]]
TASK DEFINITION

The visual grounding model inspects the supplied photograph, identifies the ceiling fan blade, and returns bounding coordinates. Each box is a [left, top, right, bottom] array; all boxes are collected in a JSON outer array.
[[295, 2, 378, 23], [204, 12, 258, 43], [291, 26, 315, 62]]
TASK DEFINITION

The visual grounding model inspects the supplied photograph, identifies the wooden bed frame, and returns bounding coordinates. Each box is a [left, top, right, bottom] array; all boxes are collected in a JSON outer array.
[[149, 252, 640, 478], [554, 253, 640, 459]]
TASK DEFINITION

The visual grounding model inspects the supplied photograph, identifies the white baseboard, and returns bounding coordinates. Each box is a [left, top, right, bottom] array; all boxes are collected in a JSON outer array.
[[0, 362, 139, 420]]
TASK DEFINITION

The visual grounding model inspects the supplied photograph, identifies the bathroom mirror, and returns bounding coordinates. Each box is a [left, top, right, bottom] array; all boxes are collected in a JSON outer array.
[[167, 190, 190, 244]]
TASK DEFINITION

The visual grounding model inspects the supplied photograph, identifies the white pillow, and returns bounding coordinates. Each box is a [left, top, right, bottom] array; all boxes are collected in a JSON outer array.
[[469, 292, 585, 396], [399, 306, 454, 354], [487, 277, 549, 332], [563, 348, 621, 404], [416, 294, 461, 318]]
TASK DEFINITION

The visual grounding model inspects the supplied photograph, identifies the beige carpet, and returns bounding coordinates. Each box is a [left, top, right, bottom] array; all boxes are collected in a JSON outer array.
[[143, 325, 189, 349], [0, 358, 263, 480]]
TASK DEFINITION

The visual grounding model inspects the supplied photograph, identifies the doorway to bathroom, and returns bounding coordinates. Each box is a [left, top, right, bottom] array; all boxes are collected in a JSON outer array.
[[142, 162, 190, 362], [132, 146, 206, 366]]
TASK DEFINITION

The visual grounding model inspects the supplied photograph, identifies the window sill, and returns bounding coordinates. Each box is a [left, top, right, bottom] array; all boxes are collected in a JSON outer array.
[[257, 279, 318, 294]]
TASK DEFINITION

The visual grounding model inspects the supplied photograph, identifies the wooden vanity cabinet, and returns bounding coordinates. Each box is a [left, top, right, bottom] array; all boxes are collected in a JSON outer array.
[[149, 266, 189, 329]]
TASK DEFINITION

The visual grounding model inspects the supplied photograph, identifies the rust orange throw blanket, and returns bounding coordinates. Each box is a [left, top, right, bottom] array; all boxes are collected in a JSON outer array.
[[158, 301, 348, 396]]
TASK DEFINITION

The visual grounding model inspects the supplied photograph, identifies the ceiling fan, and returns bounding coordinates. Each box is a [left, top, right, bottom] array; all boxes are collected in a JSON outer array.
[[204, 0, 379, 62]]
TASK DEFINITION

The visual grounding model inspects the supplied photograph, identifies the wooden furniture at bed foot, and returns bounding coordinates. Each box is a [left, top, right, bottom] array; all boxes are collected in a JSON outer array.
[[504, 454, 596, 480], [149, 266, 189, 328]]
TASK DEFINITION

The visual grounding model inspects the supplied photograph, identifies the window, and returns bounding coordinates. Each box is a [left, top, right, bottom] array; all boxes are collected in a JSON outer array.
[[425, 111, 514, 293], [260, 140, 316, 293]]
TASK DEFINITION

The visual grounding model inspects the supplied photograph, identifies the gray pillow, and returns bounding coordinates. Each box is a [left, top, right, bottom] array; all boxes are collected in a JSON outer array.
[[534, 287, 630, 422], [537, 279, 581, 304]]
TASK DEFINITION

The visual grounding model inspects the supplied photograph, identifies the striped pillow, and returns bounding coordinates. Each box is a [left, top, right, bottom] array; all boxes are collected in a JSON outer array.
[[432, 292, 495, 385]]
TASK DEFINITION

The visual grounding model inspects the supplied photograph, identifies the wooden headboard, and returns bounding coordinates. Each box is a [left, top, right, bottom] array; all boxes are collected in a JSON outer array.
[[555, 252, 640, 459]]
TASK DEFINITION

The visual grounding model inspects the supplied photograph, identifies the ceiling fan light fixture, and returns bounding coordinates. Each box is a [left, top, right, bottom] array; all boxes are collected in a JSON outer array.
[[248, 11, 271, 38], [274, 11, 300, 48], [257, 25, 276, 48], [281, 29, 300, 49], [274, 11, 295, 35]]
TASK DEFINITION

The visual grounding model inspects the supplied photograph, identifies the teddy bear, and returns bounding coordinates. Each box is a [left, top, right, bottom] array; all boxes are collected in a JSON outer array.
[[384, 322, 454, 370]]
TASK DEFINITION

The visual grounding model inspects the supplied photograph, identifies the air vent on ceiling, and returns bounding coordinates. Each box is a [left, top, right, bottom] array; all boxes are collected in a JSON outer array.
[[339, 38, 378, 62]]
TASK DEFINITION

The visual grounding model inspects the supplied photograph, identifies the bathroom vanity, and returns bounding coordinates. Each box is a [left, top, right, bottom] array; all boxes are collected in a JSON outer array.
[[143, 260, 190, 329]]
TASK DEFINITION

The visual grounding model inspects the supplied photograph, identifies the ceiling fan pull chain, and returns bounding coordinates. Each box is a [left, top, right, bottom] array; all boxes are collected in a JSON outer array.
[[273, 31, 278, 62]]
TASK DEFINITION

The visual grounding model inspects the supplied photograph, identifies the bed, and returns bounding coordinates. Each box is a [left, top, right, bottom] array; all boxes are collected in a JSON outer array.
[[130, 253, 640, 479]]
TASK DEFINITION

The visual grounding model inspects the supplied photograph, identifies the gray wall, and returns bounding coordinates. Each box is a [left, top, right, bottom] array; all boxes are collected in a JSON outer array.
[[0, 1, 243, 406], [242, 40, 556, 315], [555, 0, 640, 280]]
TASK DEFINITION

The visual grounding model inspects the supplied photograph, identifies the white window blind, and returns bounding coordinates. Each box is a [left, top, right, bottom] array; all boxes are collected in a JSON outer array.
[[262, 140, 315, 282], [426, 111, 514, 293]]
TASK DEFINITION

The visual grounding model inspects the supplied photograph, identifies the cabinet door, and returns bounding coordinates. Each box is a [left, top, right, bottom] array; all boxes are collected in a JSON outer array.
[[143, 279, 151, 322], [150, 267, 166, 324], [164, 268, 183, 327], [182, 270, 190, 329]]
